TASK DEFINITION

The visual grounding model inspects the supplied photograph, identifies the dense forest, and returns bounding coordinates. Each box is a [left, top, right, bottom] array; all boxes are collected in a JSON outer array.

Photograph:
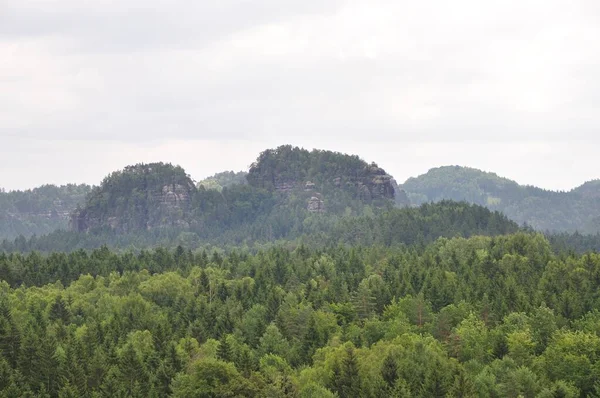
[[402, 166, 600, 233], [1, 201, 519, 253], [2, 233, 600, 397]]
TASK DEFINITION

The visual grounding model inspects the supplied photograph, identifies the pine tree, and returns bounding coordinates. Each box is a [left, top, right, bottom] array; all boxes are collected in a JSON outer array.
[[199, 270, 209, 294], [329, 359, 343, 395], [237, 348, 254, 378], [17, 324, 41, 388]]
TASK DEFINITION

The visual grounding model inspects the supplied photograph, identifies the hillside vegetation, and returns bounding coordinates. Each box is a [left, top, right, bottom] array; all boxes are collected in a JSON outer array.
[[1, 201, 518, 253], [402, 166, 600, 233], [0, 184, 92, 241]]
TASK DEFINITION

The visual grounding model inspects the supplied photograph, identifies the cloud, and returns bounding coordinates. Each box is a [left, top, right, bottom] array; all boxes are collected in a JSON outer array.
[[0, 0, 599, 189]]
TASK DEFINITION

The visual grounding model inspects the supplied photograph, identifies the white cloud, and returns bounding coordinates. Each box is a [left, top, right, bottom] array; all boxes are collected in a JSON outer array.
[[0, 0, 599, 190]]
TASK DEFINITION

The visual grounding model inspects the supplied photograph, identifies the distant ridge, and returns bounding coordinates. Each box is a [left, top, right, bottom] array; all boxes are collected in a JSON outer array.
[[401, 166, 600, 233], [2, 153, 599, 241]]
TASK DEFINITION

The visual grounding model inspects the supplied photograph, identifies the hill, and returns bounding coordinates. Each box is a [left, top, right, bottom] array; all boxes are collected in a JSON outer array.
[[3, 150, 599, 245], [69, 146, 397, 235], [247, 145, 395, 202], [0, 184, 92, 240], [71, 163, 196, 233], [401, 166, 600, 233]]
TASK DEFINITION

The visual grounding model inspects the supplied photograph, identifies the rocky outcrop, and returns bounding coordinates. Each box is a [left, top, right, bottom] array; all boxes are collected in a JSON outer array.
[[160, 184, 191, 208], [71, 163, 196, 233], [331, 164, 396, 202], [274, 180, 296, 194], [307, 196, 325, 213], [364, 164, 395, 200]]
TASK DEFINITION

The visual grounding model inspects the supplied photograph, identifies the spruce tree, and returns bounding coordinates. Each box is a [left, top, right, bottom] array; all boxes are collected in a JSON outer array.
[[381, 353, 398, 389], [340, 345, 361, 398], [217, 335, 233, 362]]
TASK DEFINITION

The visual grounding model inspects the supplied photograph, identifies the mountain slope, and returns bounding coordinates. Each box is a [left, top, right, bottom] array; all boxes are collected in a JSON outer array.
[[401, 166, 600, 233], [0, 184, 92, 240]]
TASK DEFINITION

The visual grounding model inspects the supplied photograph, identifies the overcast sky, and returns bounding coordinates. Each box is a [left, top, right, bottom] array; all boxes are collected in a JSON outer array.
[[1, 0, 599, 191]]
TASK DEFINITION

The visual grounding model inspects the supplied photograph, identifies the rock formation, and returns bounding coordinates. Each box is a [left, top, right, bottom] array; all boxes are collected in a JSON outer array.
[[71, 163, 196, 233], [307, 196, 325, 213]]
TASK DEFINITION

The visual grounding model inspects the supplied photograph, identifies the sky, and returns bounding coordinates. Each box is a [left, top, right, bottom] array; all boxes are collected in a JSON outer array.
[[1, 0, 599, 191]]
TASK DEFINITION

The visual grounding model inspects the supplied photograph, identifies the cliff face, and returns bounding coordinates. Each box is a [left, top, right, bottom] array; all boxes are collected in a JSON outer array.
[[71, 163, 195, 233], [358, 164, 396, 200]]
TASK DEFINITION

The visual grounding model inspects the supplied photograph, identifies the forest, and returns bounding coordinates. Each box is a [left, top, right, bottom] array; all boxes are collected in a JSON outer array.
[[2, 146, 600, 397], [0, 201, 520, 253], [2, 233, 600, 397]]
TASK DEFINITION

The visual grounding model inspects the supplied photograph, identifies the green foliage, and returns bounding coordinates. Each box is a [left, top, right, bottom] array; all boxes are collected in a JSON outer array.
[[402, 165, 600, 234], [2, 201, 520, 253], [197, 170, 248, 192], [2, 200, 600, 396]]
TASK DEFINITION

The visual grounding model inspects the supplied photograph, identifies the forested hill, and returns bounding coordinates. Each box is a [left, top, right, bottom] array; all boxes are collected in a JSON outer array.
[[0, 184, 92, 241], [401, 166, 600, 233], [69, 146, 399, 236], [0, 146, 402, 242], [71, 163, 196, 234], [246, 145, 396, 204], [3, 148, 599, 244]]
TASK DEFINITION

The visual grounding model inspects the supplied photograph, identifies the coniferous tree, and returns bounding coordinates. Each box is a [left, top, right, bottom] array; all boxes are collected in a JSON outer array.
[[217, 335, 233, 363], [381, 353, 399, 390], [340, 345, 361, 398]]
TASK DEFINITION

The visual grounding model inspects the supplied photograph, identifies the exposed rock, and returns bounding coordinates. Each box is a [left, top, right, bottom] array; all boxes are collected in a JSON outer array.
[[307, 196, 325, 213], [274, 181, 296, 194], [160, 184, 191, 208], [107, 216, 119, 230], [305, 181, 316, 191], [370, 174, 395, 199]]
